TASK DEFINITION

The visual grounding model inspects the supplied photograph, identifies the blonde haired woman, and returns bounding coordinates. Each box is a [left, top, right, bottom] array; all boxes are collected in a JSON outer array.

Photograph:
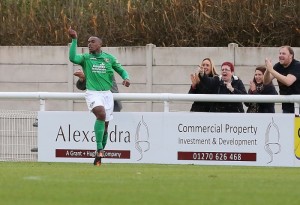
[[188, 58, 218, 112]]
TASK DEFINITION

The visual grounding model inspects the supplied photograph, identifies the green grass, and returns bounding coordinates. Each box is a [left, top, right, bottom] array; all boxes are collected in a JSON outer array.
[[0, 162, 299, 205]]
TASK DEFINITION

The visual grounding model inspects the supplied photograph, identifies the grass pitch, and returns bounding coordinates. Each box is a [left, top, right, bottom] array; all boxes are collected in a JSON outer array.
[[0, 162, 299, 205]]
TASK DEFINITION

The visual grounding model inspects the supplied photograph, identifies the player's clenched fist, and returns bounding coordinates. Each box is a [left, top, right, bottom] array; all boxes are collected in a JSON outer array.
[[122, 79, 130, 87], [68, 28, 77, 39]]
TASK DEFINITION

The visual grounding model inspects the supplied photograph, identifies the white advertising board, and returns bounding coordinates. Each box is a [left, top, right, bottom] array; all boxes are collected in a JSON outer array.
[[38, 112, 300, 167]]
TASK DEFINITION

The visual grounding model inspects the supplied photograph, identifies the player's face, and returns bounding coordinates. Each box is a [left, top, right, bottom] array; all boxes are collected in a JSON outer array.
[[279, 47, 293, 67], [88, 37, 102, 54]]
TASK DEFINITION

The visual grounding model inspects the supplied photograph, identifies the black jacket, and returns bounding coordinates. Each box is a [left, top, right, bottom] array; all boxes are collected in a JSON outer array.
[[200, 75, 247, 113], [245, 83, 278, 113], [188, 74, 215, 112], [273, 59, 300, 113]]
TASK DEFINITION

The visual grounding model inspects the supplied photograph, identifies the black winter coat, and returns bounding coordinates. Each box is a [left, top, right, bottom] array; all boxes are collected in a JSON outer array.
[[188, 74, 215, 112], [200, 75, 247, 113], [245, 83, 278, 113]]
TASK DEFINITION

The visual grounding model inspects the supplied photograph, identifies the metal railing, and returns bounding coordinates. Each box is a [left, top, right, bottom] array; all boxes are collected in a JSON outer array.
[[0, 92, 300, 114]]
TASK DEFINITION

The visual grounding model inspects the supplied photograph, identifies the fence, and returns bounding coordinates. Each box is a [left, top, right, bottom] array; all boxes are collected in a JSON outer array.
[[0, 92, 300, 162], [0, 110, 37, 161]]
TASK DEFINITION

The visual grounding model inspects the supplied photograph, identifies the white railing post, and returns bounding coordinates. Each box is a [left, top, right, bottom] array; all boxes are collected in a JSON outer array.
[[295, 102, 300, 116], [40, 99, 45, 111], [164, 101, 170, 112]]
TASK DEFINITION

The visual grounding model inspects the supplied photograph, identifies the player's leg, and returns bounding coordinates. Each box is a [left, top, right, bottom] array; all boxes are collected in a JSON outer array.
[[93, 106, 106, 150], [102, 122, 109, 149], [85, 90, 107, 166], [86, 90, 114, 166], [101, 91, 114, 149], [92, 106, 106, 166]]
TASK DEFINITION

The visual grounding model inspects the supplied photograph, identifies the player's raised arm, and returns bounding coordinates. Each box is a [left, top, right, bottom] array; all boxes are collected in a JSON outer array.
[[68, 28, 83, 64]]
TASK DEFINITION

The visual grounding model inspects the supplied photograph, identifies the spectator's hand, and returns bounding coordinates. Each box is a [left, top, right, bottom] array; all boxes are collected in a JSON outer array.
[[198, 65, 205, 77], [74, 69, 85, 81], [68, 27, 77, 39], [249, 81, 256, 92], [265, 58, 273, 72], [190, 73, 200, 89], [225, 82, 234, 92], [123, 79, 130, 87]]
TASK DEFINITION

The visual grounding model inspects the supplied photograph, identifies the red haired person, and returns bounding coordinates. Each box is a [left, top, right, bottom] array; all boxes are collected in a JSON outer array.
[[198, 62, 247, 112]]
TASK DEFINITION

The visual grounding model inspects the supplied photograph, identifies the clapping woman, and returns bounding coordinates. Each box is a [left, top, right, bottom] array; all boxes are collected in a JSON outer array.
[[188, 58, 218, 112], [245, 66, 278, 113]]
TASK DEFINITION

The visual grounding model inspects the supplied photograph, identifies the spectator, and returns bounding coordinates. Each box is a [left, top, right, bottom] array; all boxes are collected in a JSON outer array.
[[264, 46, 300, 113], [245, 66, 278, 113], [188, 58, 218, 112], [199, 62, 247, 112]]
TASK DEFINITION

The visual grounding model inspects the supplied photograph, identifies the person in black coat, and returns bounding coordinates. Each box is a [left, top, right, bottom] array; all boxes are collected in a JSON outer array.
[[264, 46, 300, 113], [188, 58, 218, 112], [245, 66, 278, 113], [199, 62, 247, 113]]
